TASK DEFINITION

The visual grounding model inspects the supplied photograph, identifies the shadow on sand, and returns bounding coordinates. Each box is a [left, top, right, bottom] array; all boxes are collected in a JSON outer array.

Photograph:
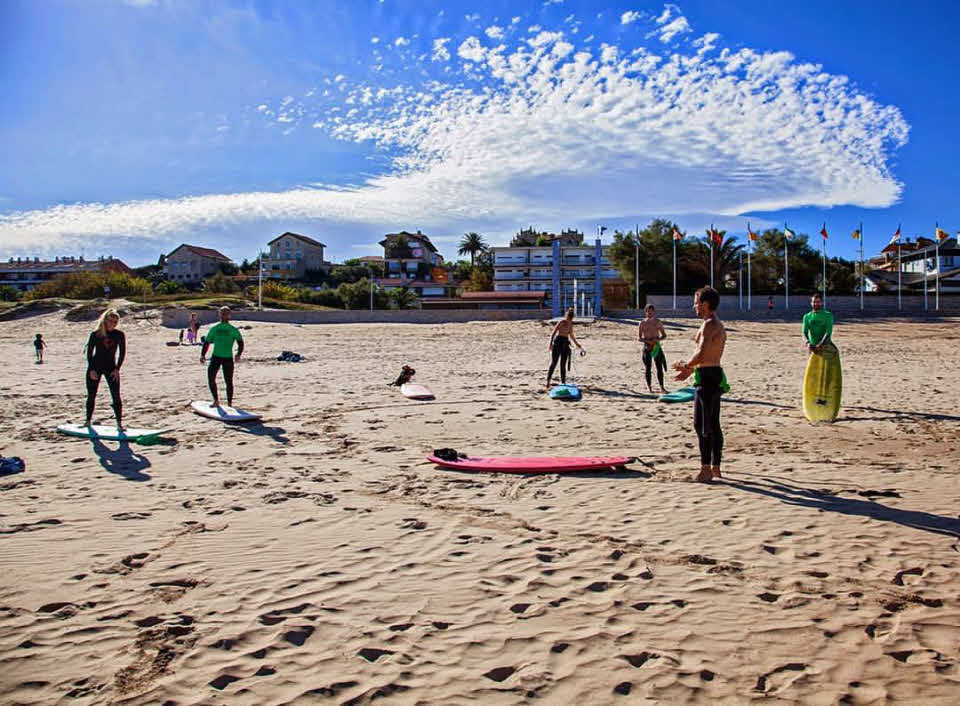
[[838, 406, 960, 423], [228, 422, 290, 444], [724, 475, 960, 538], [89, 438, 151, 481]]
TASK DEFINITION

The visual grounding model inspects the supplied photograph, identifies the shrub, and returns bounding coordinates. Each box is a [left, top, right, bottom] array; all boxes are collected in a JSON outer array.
[[203, 272, 240, 294], [0, 284, 22, 302], [155, 280, 185, 295], [26, 271, 151, 300]]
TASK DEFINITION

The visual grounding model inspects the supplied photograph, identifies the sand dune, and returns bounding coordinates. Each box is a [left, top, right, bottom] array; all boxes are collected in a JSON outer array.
[[1, 312, 958, 704]]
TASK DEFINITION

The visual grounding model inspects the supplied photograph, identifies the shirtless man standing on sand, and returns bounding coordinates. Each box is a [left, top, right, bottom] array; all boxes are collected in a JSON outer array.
[[673, 286, 727, 483], [638, 303, 668, 394]]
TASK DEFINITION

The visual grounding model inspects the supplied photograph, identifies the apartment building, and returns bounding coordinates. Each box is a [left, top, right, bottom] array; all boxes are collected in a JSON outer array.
[[0, 255, 132, 292], [163, 244, 233, 283], [261, 232, 331, 281]]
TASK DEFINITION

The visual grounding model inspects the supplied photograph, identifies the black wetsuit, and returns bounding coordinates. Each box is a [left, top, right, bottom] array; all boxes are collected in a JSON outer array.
[[642, 343, 667, 389], [85, 329, 125, 424], [548, 335, 571, 385], [694, 366, 724, 467]]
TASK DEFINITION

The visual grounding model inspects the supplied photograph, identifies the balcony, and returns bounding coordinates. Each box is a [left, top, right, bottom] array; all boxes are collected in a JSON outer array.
[[495, 256, 528, 265]]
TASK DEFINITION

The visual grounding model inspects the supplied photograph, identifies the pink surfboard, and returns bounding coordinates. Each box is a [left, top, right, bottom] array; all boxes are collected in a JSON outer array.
[[427, 455, 635, 474]]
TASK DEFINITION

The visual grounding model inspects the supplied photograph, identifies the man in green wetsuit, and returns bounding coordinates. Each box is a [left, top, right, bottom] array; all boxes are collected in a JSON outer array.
[[802, 293, 833, 353], [201, 306, 244, 407]]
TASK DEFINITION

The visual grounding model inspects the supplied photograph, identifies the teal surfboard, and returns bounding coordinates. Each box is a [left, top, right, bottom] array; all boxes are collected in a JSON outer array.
[[549, 384, 581, 400], [659, 387, 696, 403]]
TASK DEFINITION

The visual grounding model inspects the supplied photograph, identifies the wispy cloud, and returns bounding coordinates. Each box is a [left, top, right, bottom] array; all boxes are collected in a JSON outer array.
[[651, 4, 692, 43], [0, 9, 909, 252], [621, 11, 643, 25]]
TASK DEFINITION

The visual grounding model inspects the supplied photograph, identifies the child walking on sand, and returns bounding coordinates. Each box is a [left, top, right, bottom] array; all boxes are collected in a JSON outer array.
[[34, 333, 46, 364]]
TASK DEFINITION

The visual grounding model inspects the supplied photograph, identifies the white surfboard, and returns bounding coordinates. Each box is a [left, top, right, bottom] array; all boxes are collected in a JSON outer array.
[[190, 400, 261, 422], [400, 383, 435, 400], [56, 423, 169, 441]]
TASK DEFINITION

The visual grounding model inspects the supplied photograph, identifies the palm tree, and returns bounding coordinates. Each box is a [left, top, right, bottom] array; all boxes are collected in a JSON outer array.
[[680, 231, 746, 291], [389, 286, 419, 310], [458, 232, 488, 267]]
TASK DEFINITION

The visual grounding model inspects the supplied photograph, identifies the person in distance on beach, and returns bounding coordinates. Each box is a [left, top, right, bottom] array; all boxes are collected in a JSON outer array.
[[84, 309, 125, 429], [802, 293, 833, 354], [34, 333, 47, 363], [638, 303, 668, 394], [547, 307, 582, 388], [673, 286, 727, 483], [201, 306, 244, 407]]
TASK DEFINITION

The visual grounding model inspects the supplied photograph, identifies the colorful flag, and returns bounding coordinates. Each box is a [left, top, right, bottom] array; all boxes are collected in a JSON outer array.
[[599, 226, 608, 234], [820, 225, 828, 240], [710, 228, 723, 244], [851, 228, 861, 240], [784, 226, 795, 240], [747, 223, 758, 241], [889, 225, 901, 244], [935, 226, 949, 242], [672, 227, 683, 241]]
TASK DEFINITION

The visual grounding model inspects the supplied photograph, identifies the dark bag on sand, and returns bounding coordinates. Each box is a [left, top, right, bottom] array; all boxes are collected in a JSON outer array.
[[389, 365, 416, 386], [0, 456, 25, 474], [433, 448, 466, 462]]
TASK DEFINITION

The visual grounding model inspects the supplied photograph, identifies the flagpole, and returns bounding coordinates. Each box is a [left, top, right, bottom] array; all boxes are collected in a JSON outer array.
[[636, 223, 640, 311], [822, 223, 827, 307], [747, 232, 752, 311], [935, 222, 941, 311], [709, 224, 714, 288], [672, 233, 677, 311], [897, 242, 902, 311], [258, 250, 263, 311], [859, 222, 864, 312], [784, 224, 789, 311], [923, 242, 929, 311], [738, 250, 743, 310]]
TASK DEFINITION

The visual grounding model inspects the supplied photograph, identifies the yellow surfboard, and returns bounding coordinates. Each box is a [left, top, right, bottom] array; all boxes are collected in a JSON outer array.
[[802, 341, 842, 422]]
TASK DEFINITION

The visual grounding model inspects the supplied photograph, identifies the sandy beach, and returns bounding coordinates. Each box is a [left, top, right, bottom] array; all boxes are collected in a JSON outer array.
[[1, 310, 958, 704]]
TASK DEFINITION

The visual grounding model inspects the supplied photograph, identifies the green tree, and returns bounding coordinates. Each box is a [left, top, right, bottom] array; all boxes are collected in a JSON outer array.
[[607, 219, 681, 303], [458, 232, 488, 266], [155, 280, 184, 295], [750, 229, 821, 294], [680, 230, 746, 292], [0, 284, 21, 302], [337, 277, 378, 309], [384, 234, 413, 259], [388, 286, 419, 309]]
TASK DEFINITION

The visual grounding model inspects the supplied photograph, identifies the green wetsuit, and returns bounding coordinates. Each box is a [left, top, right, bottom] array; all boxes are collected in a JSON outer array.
[[206, 322, 243, 358], [802, 309, 834, 346]]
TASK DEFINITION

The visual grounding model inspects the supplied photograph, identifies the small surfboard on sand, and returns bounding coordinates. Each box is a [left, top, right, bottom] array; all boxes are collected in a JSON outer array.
[[190, 400, 261, 422], [400, 383, 434, 400], [802, 341, 842, 422], [659, 387, 696, 403], [428, 454, 635, 474], [549, 384, 581, 400], [57, 423, 169, 442]]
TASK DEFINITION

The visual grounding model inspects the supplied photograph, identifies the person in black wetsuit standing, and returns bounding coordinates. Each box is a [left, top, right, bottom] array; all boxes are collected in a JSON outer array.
[[672, 286, 727, 483], [547, 307, 583, 388], [85, 308, 126, 429]]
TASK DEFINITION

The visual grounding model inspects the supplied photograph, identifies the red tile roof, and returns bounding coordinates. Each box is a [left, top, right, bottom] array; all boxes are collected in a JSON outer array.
[[168, 243, 232, 262], [267, 232, 326, 248]]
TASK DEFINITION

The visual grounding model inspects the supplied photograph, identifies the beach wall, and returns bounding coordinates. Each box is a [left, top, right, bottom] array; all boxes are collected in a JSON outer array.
[[635, 294, 960, 319], [162, 308, 551, 328]]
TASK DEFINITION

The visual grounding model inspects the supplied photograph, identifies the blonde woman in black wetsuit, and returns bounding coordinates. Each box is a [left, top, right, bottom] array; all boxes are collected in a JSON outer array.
[[547, 307, 583, 388], [84, 308, 126, 429]]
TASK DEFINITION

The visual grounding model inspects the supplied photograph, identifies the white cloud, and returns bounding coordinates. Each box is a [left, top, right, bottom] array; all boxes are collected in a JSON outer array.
[[464, 13, 480, 22], [0, 17, 909, 252], [657, 16, 691, 43], [371, 37, 380, 44], [621, 11, 642, 25], [457, 36, 486, 63], [511, 16, 521, 24], [432, 37, 451, 62], [485, 25, 504, 40], [123, 0, 156, 6], [394, 36, 410, 47]]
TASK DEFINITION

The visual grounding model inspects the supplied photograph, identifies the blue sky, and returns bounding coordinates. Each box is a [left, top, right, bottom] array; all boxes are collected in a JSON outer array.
[[1, 0, 958, 267]]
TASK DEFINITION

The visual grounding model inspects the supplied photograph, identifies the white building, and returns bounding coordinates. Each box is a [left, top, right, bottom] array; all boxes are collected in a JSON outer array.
[[491, 238, 620, 312]]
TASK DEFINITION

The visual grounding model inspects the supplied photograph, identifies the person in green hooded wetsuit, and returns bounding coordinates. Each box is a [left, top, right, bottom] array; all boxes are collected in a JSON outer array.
[[802, 293, 833, 353], [638, 303, 668, 394]]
